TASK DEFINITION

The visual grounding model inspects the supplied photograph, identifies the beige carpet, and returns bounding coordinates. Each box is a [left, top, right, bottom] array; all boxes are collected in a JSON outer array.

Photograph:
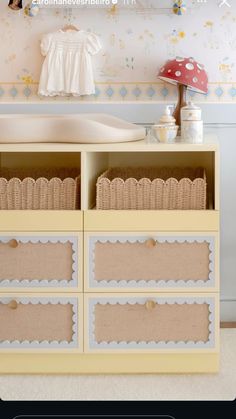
[[0, 329, 235, 401]]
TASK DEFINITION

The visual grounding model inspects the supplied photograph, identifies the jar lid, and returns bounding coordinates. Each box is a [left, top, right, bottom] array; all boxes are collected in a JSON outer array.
[[159, 105, 176, 124], [182, 101, 201, 111]]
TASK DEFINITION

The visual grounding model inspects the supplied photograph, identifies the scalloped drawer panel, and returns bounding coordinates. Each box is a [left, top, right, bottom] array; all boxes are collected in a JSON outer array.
[[87, 233, 217, 290], [86, 294, 217, 351], [0, 295, 80, 349], [0, 235, 80, 288]]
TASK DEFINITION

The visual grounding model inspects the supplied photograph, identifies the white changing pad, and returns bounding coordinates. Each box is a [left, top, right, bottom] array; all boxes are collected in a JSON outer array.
[[0, 114, 146, 144]]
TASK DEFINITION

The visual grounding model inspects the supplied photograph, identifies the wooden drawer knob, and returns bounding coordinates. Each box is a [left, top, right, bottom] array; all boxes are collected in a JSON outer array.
[[8, 239, 19, 249], [145, 300, 156, 311], [145, 238, 156, 248], [8, 300, 18, 310]]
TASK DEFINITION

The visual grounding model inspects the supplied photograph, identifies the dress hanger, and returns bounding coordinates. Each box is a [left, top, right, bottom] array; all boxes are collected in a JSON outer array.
[[62, 24, 79, 32], [61, 8, 79, 32]]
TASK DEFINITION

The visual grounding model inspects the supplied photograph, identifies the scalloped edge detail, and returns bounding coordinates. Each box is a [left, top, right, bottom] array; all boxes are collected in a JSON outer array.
[[97, 167, 206, 187], [88, 297, 215, 349], [89, 235, 215, 289], [97, 177, 206, 187], [0, 176, 78, 186], [0, 235, 78, 288], [0, 297, 78, 348]]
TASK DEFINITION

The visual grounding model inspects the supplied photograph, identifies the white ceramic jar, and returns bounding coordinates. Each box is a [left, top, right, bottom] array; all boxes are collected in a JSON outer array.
[[181, 101, 203, 143], [181, 121, 203, 144], [159, 105, 176, 126], [181, 101, 202, 121]]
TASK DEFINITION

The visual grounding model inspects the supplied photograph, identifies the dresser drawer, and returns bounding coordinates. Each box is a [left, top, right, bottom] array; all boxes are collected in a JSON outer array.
[[85, 232, 218, 292], [0, 294, 82, 350], [0, 233, 82, 290], [85, 293, 218, 352]]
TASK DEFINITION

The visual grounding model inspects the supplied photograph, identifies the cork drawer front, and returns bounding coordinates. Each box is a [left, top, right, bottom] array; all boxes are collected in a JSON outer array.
[[0, 234, 81, 289], [85, 232, 218, 291], [0, 294, 81, 350], [85, 294, 218, 352]]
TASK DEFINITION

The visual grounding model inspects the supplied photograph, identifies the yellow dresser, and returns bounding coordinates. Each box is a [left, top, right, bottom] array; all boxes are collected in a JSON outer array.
[[0, 139, 220, 373]]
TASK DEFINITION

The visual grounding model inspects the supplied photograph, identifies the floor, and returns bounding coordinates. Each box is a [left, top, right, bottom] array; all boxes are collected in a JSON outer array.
[[0, 329, 235, 401]]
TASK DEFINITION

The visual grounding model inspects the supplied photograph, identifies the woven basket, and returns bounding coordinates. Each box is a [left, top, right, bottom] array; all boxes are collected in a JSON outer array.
[[96, 167, 207, 210], [0, 168, 80, 210]]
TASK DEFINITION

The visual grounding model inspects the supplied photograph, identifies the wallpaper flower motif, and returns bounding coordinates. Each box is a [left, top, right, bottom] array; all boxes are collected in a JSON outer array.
[[0, 1, 236, 102]]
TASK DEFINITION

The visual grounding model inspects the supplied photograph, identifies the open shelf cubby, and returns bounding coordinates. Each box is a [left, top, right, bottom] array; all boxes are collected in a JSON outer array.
[[0, 145, 218, 212], [0, 152, 81, 210], [82, 151, 217, 211]]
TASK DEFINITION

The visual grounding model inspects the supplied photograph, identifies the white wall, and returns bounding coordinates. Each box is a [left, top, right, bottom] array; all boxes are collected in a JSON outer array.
[[215, 125, 236, 321]]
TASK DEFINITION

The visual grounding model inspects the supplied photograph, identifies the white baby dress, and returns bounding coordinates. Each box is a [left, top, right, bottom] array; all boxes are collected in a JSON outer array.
[[38, 30, 102, 97]]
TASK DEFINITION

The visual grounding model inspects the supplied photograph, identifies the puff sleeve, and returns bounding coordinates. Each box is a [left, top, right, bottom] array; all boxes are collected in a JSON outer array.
[[40, 33, 52, 56], [86, 33, 102, 56]]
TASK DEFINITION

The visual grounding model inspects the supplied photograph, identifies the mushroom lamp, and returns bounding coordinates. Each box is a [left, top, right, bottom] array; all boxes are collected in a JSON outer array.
[[158, 57, 208, 127]]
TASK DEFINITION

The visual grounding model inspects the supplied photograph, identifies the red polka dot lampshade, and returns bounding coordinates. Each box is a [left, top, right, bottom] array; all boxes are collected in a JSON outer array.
[[158, 57, 208, 94]]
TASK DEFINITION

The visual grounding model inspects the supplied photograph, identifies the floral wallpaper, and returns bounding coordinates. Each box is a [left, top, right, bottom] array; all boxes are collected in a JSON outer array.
[[0, 0, 236, 102]]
